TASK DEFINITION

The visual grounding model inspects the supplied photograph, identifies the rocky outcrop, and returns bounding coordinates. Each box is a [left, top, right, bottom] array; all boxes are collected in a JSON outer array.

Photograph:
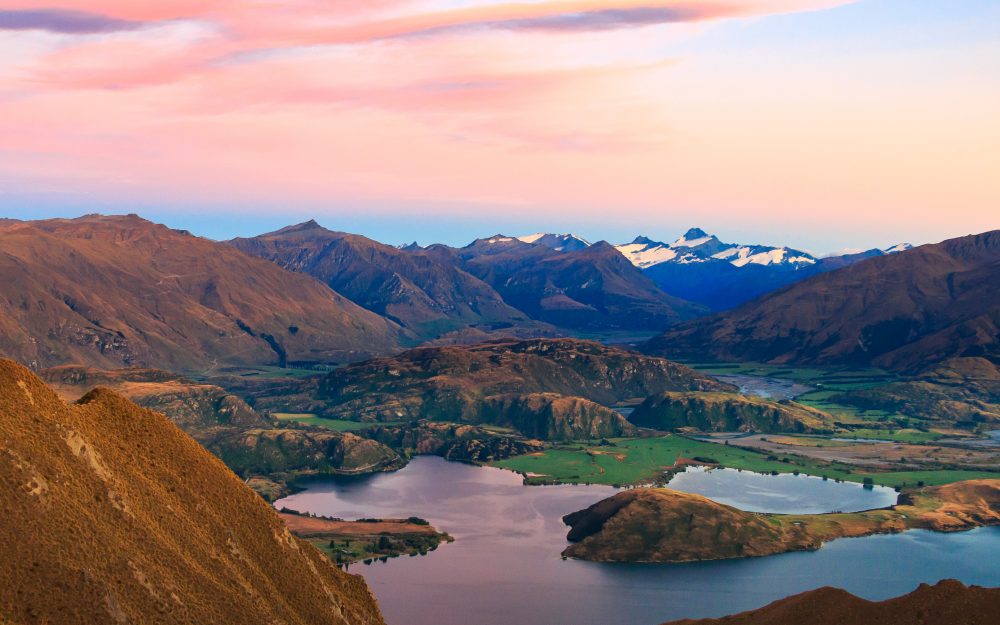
[[369, 421, 545, 463], [0, 359, 385, 625], [211, 430, 405, 476], [481, 393, 636, 440], [629, 392, 835, 434], [663, 580, 1000, 625], [562, 480, 1000, 563], [315, 338, 733, 429]]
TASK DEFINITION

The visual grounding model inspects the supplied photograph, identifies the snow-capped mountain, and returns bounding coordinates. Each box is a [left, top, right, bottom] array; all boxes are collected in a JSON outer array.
[[884, 243, 914, 254], [517, 233, 591, 252], [615, 228, 817, 269]]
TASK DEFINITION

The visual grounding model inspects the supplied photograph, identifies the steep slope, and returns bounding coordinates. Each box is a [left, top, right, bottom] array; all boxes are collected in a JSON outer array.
[[455, 237, 706, 331], [664, 580, 1000, 625], [0, 359, 384, 625], [0, 215, 402, 371], [645, 231, 1000, 371], [630, 392, 834, 434], [229, 221, 534, 341]]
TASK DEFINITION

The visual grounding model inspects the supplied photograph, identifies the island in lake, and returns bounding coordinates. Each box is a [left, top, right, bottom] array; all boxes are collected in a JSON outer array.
[[563, 479, 1000, 563]]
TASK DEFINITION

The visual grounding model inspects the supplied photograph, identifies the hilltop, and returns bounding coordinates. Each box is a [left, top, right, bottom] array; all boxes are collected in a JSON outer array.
[[0, 215, 403, 372], [664, 580, 1000, 625], [0, 359, 384, 624]]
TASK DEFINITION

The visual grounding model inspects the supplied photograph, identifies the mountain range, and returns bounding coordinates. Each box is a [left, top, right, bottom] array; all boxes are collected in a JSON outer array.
[[0, 215, 404, 372], [2, 213, 990, 379], [645, 230, 1000, 371], [228, 221, 539, 343]]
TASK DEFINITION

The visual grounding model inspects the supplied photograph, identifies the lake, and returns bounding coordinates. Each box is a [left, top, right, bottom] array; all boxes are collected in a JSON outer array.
[[275, 456, 1000, 625], [667, 465, 898, 513]]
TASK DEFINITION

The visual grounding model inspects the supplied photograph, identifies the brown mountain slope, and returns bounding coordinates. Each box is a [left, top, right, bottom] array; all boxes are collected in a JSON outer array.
[[645, 230, 1000, 371], [229, 221, 543, 342], [312, 339, 732, 433], [0, 214, 402, 371], [448, 237, 706, 331], [664, 579, 1000, 625], [0, 359, 384, 625]]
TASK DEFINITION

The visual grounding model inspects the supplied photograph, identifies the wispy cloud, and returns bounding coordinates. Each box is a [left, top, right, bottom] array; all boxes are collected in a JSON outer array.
[[0, 9, 142, 34]]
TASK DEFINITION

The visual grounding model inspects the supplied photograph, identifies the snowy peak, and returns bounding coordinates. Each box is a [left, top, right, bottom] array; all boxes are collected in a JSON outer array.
[[616, 227, 818, 269], [615, 240, 678, 268], [883, 243, 913, 254], [672, 228, 716, 249], [517, 233, 591, 252]]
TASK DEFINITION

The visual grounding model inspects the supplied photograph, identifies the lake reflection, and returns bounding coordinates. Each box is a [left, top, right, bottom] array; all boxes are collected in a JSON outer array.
[[666, 466, 898, 513], [275, 456, 1000, 625]]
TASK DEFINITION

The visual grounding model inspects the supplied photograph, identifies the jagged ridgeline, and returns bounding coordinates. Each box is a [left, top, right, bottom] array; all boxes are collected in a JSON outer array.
[[0, 360, 384, 625]]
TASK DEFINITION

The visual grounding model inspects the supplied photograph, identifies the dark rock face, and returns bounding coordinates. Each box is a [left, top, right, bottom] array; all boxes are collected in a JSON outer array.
[[0, 215, 403, 371], [645, 230, 1000, 371]]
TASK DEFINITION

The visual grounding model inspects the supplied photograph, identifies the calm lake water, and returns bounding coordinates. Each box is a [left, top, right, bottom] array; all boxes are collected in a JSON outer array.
[[667, 466, 898, 513], [275, 456, 1000, 625]]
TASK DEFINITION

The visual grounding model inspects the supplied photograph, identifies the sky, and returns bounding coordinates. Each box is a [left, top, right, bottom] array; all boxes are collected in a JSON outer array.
[[0, 0, 997, 251]]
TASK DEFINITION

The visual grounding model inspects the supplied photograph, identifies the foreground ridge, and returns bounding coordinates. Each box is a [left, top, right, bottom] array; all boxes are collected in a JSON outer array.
[[663, 579, 1000, 625], [0, 359, 384, 625]]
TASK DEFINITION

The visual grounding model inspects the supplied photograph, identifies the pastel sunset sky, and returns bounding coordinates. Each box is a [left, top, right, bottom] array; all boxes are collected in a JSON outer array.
[[0, 0, 997, 250]]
